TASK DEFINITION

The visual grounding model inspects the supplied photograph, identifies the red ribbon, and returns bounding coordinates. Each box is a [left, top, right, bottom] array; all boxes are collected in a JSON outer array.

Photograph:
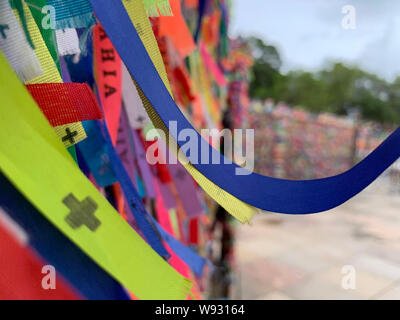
[[26, 83, 103, 127], [0, 222, 80, 300], [93, 24, 122, 145]]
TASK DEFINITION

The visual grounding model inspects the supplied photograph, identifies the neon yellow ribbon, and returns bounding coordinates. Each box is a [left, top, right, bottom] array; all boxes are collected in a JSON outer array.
[[0, 52, 192, 300]]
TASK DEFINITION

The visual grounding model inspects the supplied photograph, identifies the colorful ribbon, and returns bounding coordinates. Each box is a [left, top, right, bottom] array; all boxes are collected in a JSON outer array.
[[120, 0, 256, 224], [0, 212, 80, 300], [46, 0, 96, 30], [89, 0, 400, 216], [0, 173, 130, 300], [0, 53, 191, 300]]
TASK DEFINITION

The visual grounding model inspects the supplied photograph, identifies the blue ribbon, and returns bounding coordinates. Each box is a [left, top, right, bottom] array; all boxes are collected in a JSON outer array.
[[194, 0, 207, 42], [88, 0, 400, 214], [80, 120, 170, 259], [151, 217, 208, 277], [78, 121, 117, 187]]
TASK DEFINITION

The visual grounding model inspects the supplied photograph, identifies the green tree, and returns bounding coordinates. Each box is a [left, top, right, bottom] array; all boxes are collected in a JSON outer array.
[[246, 36, 400, 125], [247, 37, 282, 100]]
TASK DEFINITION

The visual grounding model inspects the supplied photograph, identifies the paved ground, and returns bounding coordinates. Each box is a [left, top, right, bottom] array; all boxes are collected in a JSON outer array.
[[234, 174, 400, 299]]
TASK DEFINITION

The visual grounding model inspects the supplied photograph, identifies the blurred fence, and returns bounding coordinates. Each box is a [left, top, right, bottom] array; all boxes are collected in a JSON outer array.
[[248, 103, 394, 180]]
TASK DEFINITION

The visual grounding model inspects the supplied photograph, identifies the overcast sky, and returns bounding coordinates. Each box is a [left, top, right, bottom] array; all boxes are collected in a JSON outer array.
[[231, 0, 400, 81]]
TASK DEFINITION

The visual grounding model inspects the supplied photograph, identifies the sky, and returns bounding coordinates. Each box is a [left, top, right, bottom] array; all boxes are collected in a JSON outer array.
[[231, 0, 400, 81]]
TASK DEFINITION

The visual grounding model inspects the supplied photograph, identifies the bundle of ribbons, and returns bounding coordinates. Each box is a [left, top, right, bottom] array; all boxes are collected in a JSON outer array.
[[0, 0, 399, 300]]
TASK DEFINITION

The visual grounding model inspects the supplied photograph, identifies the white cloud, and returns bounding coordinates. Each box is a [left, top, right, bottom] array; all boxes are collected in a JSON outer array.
[[231, 0, 400, 80]]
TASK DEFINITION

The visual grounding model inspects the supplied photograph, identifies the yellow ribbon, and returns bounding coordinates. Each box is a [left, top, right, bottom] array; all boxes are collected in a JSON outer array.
[[122, 0, 256, 223], [18, 1, 86, 146]]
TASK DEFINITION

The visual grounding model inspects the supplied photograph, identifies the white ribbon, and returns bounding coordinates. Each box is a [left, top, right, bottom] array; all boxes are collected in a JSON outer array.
[[0, 0, 42, 82]]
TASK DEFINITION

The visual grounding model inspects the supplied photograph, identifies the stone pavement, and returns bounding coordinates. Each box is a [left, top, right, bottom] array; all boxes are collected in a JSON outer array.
[[234, 175, 400, 299]]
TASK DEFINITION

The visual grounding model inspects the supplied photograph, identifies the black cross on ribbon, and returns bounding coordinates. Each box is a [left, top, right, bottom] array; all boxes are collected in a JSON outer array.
[[63, 193, 101, 231], [62, 128, 78, 144]]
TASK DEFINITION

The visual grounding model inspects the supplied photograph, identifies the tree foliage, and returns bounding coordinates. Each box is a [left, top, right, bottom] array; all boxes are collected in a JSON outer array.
[[247, 36, 400, 124]]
